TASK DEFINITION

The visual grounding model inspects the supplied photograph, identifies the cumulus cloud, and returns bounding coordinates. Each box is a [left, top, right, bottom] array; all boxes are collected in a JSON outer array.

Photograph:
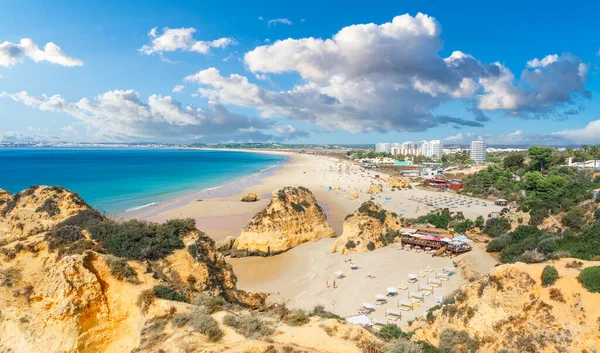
[[478, 54, 589, 117], [175, 13, 588, 135], [268, 18, 293, 26], [0, 90, 307, 143], [553, 119, 600, 144], [0, 38, 83, 67], [172, 85, 184, 93], [139, 27, 236, 56]]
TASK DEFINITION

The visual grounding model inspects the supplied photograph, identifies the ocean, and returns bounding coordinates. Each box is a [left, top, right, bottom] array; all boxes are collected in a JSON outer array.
[[0, 148, 286, 214]]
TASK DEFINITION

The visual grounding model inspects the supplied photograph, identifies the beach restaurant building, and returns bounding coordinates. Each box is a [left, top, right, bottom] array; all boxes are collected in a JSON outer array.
[[399, 227, 471, 255], [424, 179, 463, 190]]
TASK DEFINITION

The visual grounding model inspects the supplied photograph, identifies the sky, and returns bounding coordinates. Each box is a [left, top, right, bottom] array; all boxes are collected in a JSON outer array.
[[1, 0, 599, 146]]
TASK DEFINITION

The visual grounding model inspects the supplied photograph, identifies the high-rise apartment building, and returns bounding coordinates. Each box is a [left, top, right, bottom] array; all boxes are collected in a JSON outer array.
[[470, 137, 486, 163], [375, 143, 391, 153]]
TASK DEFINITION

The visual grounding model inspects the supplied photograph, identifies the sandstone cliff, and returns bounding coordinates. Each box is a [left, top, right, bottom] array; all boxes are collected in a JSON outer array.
[[231, 186, 335, 256], [1, 186, 376, 353], [0, 186, 91, 244], [331, 201, 404, 254], [412, 259, 600, 353]]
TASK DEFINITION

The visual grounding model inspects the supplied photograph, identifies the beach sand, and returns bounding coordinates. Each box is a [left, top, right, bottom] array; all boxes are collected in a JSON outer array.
[[124, 151, 502, 325]]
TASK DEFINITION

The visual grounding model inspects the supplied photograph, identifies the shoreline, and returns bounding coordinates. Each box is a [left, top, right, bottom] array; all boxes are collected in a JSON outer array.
[[115, 150, 291, 221]]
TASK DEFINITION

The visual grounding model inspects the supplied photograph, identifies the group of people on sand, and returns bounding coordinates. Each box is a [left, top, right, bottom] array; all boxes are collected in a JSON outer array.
[[326, 279, 337, 289]]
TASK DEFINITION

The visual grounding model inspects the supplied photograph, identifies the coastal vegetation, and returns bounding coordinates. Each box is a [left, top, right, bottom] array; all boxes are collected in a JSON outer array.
[[50, 213, 194, 261], [458, 146, 600, 263], [578, 266, 600, 293], [541, 265, 559, 287]]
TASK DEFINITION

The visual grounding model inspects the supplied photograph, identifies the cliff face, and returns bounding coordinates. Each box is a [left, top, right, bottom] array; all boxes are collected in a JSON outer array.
[[413, 259, 600, 353], [0, 186, 91, 244], [1, 186, 376, 353], [331, 201, 404, 254], [231, 186, 335, 256]]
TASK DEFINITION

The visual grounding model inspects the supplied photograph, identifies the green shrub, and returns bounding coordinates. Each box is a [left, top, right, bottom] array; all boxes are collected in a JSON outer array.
[[367, 242, 376, 251], [291, 202, 305, 212], [58, 209, 105, 228], [223, 314, 273, 339], [46, 225, 85, 251], [107, 257, 139, 284], [484, 217, 511, 237], [190, 311, 223, 342], [310, 304, 341, 320], [541, 265, 559, 287], [36, 198, 60, 217], [345, 240, 356, 249], [153, 285, 189, 303], [194, 295, 226, 314], [578, 266, 600, 293], [287, 309, 310, 326], [171, 313, 190, 328], [87, 219, 189, 260], [386, 339, 424, 353], [377, 324, 411, 342], [438, 329, 479, 353]]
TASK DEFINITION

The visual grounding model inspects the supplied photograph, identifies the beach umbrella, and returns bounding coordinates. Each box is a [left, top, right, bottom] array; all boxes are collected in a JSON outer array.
[[362, 302, 375, 309], [334, 271, 344, 277], [408, 274, 417, 279], [375, 294, 386, 300], [387, 287, 399, 294]]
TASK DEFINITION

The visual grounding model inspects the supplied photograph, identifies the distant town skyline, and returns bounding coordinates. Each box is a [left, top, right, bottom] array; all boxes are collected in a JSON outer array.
[[1, 1, 600, 145]]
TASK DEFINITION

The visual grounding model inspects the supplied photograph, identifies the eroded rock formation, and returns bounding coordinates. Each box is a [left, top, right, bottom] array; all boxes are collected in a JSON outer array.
[[231, 186, 335, 256], [331, 201, 404, 254]]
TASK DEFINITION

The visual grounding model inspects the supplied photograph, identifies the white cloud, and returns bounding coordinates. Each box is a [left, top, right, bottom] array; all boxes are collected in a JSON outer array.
[[268, 18, 293, 26], [139, 27, 236, 56], [0, 90, 307, 143], [172, 85, 184, 93], [478, 54, 589, 116], [258, 16, 264, 21], [554, 119, 600, 144], [0, 38, 83, 67], [444, 132, 476, 142]]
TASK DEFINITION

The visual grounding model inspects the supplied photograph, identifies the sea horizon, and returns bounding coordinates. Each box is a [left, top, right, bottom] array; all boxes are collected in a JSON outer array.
[[0, 147, 286, 214]]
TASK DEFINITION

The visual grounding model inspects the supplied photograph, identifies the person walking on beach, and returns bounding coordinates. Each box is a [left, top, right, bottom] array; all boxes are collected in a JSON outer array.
[[333, 279, 337, 288], [326, 280, 329, 288]]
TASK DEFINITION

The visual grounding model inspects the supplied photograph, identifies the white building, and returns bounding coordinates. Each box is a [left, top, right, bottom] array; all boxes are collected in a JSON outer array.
[[417, 140, 443, 160], [375, 143, 391, 153], [469, 137, 486, 163]]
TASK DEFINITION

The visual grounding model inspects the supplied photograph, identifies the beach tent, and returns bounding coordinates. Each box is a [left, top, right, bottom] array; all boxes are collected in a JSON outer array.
[[429, 278, 442, 288], [420, 285, 434, 296], [398, 300, 413, 311], [409, 292, 424, 303], [345, 315, 372, 326], [362, 302, 375, 310], [385, 308, 401, 321]]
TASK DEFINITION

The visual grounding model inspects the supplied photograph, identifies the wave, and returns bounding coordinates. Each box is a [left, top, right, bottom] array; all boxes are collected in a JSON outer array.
[[125, 202, 158, 212]]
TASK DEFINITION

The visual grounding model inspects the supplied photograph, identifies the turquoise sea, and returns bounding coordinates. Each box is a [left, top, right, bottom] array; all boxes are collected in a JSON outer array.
[[0, 148, 286, 214]]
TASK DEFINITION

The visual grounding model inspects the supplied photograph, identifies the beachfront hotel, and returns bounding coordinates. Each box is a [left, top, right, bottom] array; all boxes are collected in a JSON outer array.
[[469, 137, 486, 163], [375, 140, 443, 159]]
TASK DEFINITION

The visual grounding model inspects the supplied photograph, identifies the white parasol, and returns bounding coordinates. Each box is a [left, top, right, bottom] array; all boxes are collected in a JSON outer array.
[[362, 302, 375, 309], [387, 287, 399, 293]]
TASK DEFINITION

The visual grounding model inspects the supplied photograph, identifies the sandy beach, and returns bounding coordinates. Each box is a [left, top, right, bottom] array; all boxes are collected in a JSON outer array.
[[126, 151, 502, 325]]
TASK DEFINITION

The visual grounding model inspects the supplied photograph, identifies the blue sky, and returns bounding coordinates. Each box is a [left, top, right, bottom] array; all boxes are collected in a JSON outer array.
[[1, 0, 599, 145]]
